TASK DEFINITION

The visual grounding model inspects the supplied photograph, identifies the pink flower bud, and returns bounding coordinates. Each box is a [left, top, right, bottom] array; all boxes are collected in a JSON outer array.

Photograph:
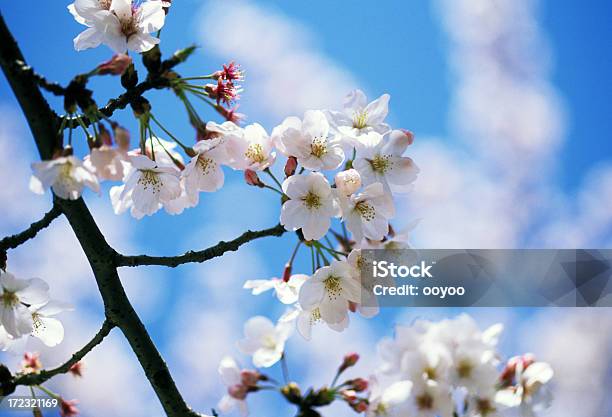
[[59, 398, 79, 417], [335, 169, 361, 195], [282, 263, 292, 282], [97, 54, 132, 76], [240, 370, 260, 387], [284, 156, 297, 177], [341, 389, 357, 402], [22, 352, 42, 373], [351, 399, 369, 413], [228, 384, 248, 400], [350, 378, 368, 392], [69, 362, 83, 378], [244, 169, 264, 188], [339, 353, 359, 372]]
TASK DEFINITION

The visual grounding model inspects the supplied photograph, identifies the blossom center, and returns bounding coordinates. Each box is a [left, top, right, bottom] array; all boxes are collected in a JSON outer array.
[[309, 307, 322, 324], [245, 143, 266, 164], [262, 334, 277, 349], [32, 313, 45, 333], [324, 276, 342, 299], [355, 201, 376, 221], [138, 170, 163, 194], [374, 402, 388, 416], [197, 156, 215, 175], [302, 191, 322, 209], [415, 393, 434, 410], [310, 137, 328, 158], [98, 0, 111, 9], [476, 398, 495, 416], [424, 366, 437, 380], [352, 110, 368, 129], [456, 359, 474, 379], [1, 290, 19, 307], [370, 154, 392, 174]]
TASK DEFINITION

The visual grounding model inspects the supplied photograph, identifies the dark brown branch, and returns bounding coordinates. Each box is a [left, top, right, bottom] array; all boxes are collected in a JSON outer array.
[[14, 319, 115, 386], [117, 223, 286, 268], [0, 204, 62, 251], [0, 12, 202, 417]]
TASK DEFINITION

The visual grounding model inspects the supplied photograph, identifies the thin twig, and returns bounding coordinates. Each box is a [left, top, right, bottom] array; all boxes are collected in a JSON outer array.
[[14, 319, 115, 386], [116, 223, 286, 267], [0, 204, 62, 251]]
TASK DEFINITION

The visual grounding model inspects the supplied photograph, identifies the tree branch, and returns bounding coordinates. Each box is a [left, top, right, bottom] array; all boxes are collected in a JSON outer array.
[[0, 12, 202, 417], [13, 319, 115, 386], [0, 204, 62, 252], [117, 223, 286, 268]]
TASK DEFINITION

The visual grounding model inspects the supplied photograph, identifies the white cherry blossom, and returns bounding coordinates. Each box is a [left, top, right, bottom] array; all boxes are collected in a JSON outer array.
[[237, 316, 292, 368], [70, 0, 166, 53], [335, 168, 362, 196], [326, 89, 391, 145], [496, 361, 554, 416], [289, 302, 349, 340], [218, 356, 249, 416], [298, 260, 361, 325], [30, 156, 100, 200], [243, 274, 307, 305], [278, 110, 345, 171], [353, 130, 419, 192], [182, 137, 228, 194], [337, 182, 395, 242], [225, 123, 275, 171], [280, 172, 338, 241], [84, 145, 128, 181], [110, 154, 181, 218], [29, 300, 74, 347], [366, 376, 413, 417], [404, 379, 454, 417], [0, 271, 50, 338]]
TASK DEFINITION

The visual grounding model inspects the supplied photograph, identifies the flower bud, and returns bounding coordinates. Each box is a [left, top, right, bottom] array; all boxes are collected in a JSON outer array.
[[22, 352, 42, 373], [310, 387, 335, 406], [350, 399, 369, 413], [97, 54, 132, 76], [341, 389, 357, 402], [240, 369, 260, 387], [69, 362, 83, 378], [335, 169, 361, 195], [59, 398, 79, 417], [281, 382, 302, 405], [244, 169, 264, 188], [337, 352, 359, 375], [282, 263, 292, 282], [284, 156, 297, 177], [348, 378, 368, 392]]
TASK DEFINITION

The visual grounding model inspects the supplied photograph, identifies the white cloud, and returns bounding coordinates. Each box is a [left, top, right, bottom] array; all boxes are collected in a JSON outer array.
[[197, 0, 358, 122]]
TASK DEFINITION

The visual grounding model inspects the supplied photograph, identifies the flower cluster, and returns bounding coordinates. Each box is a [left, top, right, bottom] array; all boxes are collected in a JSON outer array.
[[216, 316, 553, 417], [368, 315, 554, 417], [0, 270, 71, 350]]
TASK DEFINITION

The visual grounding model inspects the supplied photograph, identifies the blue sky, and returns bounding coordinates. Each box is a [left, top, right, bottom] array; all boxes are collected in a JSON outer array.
[[1, 1, 612, 417]]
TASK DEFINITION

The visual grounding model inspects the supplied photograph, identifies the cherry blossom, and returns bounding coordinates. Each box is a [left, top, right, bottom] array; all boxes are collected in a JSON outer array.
[[496, 359, 554, 416], [326, 89, 391, 146], [278, 110, 345, 171], [353, 130, 419, 192], [84, 145, 128, 181], [337, 182, 395, 242], [366, 377, 413, 417], [110, 154, 181, 218], [182, 137, 228, 194], [237, 316, 292, 368], [243, 274, 307, 305], [225, 123, 275, 171], [335, 168, 362, 196], [0, 271, 50, 338], [298, 260, 361, 325], [30, 156, 100, 200], [70, 0, 166, 53], [280, 172, 338, 241], [29, 300, 74, 347], [218, 356, 250, 416]]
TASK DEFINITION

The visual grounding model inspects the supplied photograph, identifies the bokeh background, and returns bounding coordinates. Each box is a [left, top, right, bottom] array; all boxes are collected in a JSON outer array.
[[1, 0, 612, 416]]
